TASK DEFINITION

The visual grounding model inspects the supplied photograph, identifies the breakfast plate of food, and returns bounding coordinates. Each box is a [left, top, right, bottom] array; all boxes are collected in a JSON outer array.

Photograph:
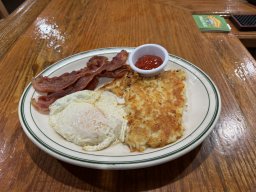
[[18, 46, 221, 170]]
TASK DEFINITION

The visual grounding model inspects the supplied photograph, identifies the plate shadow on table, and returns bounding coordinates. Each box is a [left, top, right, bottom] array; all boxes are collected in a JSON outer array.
[[24, 132, 214, 191], [61, 145, 205, 191]]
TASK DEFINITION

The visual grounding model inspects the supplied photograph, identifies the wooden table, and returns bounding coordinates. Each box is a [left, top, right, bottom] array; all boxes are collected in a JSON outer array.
[[0, 0, 255, 191]]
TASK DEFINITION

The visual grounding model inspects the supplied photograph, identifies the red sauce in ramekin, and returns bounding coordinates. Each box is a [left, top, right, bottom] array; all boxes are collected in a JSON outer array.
[[135, 55, 163, 70]]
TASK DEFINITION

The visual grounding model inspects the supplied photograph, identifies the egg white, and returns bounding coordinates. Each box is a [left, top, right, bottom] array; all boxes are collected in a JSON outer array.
[[49, 90, 127, 151]]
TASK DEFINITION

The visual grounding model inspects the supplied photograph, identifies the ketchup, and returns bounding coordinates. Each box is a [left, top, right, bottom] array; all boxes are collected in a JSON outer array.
[[135, 55, 163, 70]]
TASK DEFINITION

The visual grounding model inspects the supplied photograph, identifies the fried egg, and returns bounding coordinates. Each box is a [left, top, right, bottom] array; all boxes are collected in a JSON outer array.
[[49, 90, 127, 151]]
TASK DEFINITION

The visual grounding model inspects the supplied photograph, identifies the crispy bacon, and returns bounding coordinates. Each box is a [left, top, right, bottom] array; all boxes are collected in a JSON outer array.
[[83, 77, 99, 90], [32, 57, 107, 93], [99, 65, 131, 78], [31, 86, 74, 113], [31, 50, 130, 113], [106, 50, 129, 71], [87, 56, 109, 70]]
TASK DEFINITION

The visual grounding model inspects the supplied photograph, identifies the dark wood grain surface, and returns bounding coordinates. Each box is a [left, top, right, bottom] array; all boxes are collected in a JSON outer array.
[[0, 0, 51, 57], [0, 0, 255, 191]]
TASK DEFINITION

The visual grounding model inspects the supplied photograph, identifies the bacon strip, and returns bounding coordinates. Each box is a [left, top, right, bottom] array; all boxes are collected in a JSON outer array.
[[32, 59, 106, 93], [31, 50, 129, 113], [85, 77, 99, 90], [106, 50, 129, 71], [99, 65, 131, 78]]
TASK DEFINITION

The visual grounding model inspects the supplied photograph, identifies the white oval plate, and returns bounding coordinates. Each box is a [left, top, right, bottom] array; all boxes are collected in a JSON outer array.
[[18, 47, 221, 170]]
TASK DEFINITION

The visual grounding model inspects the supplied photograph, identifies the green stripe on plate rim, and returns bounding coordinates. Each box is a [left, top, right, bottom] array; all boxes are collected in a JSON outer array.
[[19, 47, 220, 165]]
